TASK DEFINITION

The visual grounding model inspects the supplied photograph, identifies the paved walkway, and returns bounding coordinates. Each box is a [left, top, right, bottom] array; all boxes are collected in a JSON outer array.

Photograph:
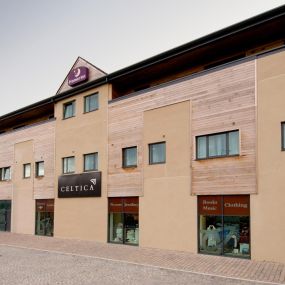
[[0, 232, 284, 284]]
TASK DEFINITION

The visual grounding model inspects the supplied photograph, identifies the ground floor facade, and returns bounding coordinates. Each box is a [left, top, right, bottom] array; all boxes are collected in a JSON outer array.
[[1, 191, 277, 262]]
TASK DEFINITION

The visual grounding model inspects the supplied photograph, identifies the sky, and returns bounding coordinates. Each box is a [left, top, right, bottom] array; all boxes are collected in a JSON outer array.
[[0, 0, 284, 116]]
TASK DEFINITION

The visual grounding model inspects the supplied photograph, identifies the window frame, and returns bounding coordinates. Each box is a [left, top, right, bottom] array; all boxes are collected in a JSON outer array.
[[122, 146, 137, 168], [63, 100, 75, 120], [196, 130, 239, 160], [23, 163, 31, 179], [62, 156, 75, 174], [35, 161, 45, 177], [84, 93, 99, 114], [281, 122, 285, 151], [0, 167, 11, 181], [149, 141, 166, 165], [83, 152, 98, 172]]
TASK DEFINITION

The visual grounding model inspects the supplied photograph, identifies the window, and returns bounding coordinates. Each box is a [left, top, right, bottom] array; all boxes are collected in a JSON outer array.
[[35, 161, 44, 177], [281, 122, 285, 150], [23, 163, 31, 178], [196, 130, 239, 159], [108, 197, 139, 245], [63, 156, 75, 174], [63, 101, 75, 119], [122, 147, 137, 168], [198, 195, 250, 259], [84, 93, 99, 113], [84, 153, 98, 172], [0, 167, 11, 181], [149, 142, 166, 164]]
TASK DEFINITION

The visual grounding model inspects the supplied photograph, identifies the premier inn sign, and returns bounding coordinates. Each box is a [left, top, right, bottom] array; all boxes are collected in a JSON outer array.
[[58, 172, 101, 198], [68, 66, 89, 86]]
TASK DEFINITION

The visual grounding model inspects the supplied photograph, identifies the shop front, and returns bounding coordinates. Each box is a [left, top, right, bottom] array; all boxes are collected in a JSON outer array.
[[35, 199, 54, 236], [108, 197, 139, 245], [198, 195, 250, 258], [0, 200, 11, 232]]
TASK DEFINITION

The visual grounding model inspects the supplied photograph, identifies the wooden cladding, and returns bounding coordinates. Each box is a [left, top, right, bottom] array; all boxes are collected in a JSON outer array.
[[108, 59, 256, 196]]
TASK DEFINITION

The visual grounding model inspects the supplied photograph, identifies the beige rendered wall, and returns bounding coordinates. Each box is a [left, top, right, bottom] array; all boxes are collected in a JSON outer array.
[[54, 85, 109, 241], [140, 101, 197, 252], [253, 49, 285, 263], [12, 140, 35, 234]]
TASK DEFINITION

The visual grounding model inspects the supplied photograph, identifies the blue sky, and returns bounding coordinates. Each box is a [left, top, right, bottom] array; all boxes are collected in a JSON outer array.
[[0, 0, 284, 115]]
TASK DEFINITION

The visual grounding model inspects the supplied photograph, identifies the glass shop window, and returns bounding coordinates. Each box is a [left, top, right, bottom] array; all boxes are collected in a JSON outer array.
[[198, 195, 250, 258]]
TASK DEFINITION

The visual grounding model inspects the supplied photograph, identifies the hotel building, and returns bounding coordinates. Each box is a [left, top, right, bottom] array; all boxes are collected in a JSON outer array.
[[0, 6, 285, 263]]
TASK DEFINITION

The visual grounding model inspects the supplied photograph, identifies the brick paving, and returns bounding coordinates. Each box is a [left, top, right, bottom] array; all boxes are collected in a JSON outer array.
[[0, 232, 284, 284]]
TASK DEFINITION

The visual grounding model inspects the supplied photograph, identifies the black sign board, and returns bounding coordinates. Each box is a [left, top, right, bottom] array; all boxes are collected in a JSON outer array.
[[58, 172, 101, 198]]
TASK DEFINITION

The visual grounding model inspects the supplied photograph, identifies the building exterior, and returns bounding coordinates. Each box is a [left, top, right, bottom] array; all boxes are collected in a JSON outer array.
[[0, 6, 285, 263]]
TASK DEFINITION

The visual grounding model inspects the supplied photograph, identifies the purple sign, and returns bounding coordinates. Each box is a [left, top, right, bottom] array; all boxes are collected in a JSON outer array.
[[68, 66, 89, 86]]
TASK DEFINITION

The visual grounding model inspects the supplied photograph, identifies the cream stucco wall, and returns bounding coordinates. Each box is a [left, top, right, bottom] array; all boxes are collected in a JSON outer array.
[[54, 85, 109, 241], [12, 140, 35, 234], [253, 49, 285, 263], [140, 101, 197, 252]]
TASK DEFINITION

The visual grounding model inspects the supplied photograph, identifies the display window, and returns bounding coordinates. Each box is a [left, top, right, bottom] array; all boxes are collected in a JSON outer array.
[[0, 200, 11, 232], [198, 195, 250, 258], [108, 197, 139, 245], [35, 199, 54, 237]]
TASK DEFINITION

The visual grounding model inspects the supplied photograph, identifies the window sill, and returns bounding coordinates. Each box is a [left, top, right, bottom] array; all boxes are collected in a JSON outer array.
[[149, 161, 166, 165], [83, 169, 98, 173], [62, 172, 75, 175], [83, 108, 99, 114], [195, 154, 240, 161], [122, 165, 137, 169], [62, 115, 75, 120]]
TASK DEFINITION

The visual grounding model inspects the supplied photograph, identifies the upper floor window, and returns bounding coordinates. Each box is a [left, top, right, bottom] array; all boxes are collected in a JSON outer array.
[[23, 163, 31, 178], [149, 142, 166, 164], [84, 93, 99, 113], [63, 156, 75, 174], [84, 153, 98, 172], [63, 101, 75, 119], [35, 161, 44, 177], [0, 167, 11, 181], [196, 130, 239, 160], [122, 147, 137, 168], [281, 122, 285, 151]]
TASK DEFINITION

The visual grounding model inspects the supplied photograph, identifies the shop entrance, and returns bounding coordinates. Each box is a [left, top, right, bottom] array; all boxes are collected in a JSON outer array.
[[0, 200, 11, 232], [108, 197, 139, 245], [35, 199, 54, 237], [198, 195, 250, 258]]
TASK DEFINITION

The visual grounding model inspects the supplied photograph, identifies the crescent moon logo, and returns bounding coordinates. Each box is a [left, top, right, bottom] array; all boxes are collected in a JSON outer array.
[[74, 68, 81, 78]]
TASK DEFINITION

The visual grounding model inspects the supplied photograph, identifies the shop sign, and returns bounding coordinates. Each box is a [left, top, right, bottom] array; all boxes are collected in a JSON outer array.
[[223, 195, 250, 216], [109, 198, 123, 212], [36, 200, 54, 212], [124, 197, 139, 213], [109, 197, 139, 213], [198, 196, 222, 215], [68, 66, 89, 86], [58, 172, 101, 198]]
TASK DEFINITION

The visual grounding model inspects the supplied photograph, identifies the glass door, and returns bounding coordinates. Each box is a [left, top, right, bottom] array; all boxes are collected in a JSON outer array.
[[0, 201, 11, 232], [35, 200, 54, 237]]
